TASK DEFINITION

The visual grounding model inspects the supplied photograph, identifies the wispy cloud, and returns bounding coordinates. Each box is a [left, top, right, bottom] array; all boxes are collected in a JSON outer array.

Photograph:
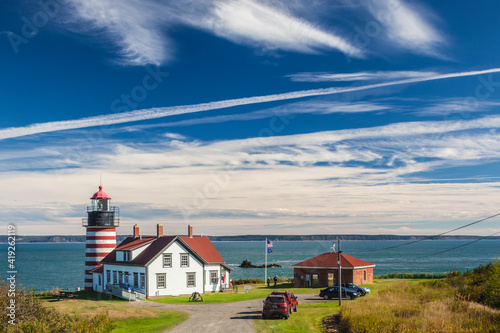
[[63, 0, 173, 66], [287, 70, 439, 82], [415, 99, 500, 117], [204, 0, 362, 57], [365, 0, 445, 57], [63, 0, 363, 66], [60, 0, 447, 66], [4, 115, 500, 235], [1, 67, 500, 140]]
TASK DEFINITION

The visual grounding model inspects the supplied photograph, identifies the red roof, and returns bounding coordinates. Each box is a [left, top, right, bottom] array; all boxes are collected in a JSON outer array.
[[100, 236, 172, 265], [89, 264, 104, 274], [179, 236, 225, 263], [116, 237, 156, 250], [91, 185, 111, 200], [292, 252, 375, 268], [100, 235, 226, 266]]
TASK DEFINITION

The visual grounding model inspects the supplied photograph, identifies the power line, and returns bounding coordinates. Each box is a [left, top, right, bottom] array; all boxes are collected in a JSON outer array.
[[420, 231, 500, 259], [350, 212, 500, 253]]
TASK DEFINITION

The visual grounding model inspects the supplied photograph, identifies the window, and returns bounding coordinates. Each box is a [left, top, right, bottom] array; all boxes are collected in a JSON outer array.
[[187, 273, 196, 287], [140, 273, 145, 289], [98, 275, 102, 286], [106, 270, 111, 285], [134, 273, 139, 288], [163, 254, 172, 268], [119, 271, 123, 284], [113, 271, 117, 284], [180, 254, 189, 267], [210, 271, 218, 284], [124, 251, 131, 262], [157, 274, 166, 289], [364, 270, 367, 281], [124, 272, 130, 285], [312, 274, 319, 287]]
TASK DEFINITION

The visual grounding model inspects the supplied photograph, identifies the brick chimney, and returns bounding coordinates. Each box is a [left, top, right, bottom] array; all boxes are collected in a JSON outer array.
[[157, 224, 163, 237], [133, 224, 139, 238], [188, 225, 193, 238]]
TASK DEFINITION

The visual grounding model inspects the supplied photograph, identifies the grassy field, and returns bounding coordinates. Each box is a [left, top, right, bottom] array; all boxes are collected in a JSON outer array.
[[151, 282, 324, 304], [40, 278, 498, 333], [339, 280, 500, 333], [255, 302, 341, 333], [40, 293, 188, 333]]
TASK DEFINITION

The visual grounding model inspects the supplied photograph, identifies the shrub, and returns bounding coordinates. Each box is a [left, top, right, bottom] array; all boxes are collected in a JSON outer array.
[[446, 260, 500, 309], [0, 279, 115, 333]]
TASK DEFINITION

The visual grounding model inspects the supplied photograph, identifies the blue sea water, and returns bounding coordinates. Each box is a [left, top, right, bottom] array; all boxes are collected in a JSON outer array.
[[0, 240, 498, 291]]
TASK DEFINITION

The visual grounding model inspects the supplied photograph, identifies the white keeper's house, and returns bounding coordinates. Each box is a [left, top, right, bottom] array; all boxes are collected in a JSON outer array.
[[83, 186, 232, 300]]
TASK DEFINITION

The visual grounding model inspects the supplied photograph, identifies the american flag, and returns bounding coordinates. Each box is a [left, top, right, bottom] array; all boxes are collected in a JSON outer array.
[[267, 240, 273, 253]]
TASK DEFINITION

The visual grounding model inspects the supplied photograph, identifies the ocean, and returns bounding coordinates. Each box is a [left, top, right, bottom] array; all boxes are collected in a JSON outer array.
[[1, 240, 499, 291]]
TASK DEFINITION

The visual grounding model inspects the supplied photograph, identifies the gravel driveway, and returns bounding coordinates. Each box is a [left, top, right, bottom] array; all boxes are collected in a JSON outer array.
[[130, 293, 325, 333]]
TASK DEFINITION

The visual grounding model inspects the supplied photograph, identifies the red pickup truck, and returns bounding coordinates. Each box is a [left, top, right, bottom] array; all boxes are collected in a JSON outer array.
[[271, 291, 298, 312]]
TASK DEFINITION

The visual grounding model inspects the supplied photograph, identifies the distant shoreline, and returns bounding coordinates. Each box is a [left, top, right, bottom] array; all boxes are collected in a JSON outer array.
[[0, 234, 499, 243]]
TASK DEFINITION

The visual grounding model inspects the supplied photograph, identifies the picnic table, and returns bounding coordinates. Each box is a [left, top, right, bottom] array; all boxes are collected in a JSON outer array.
[[56, 291, 77, 300]]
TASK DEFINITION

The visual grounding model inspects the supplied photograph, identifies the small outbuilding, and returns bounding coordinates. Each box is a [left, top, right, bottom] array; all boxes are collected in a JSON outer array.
[[292, 252, 375, 287]]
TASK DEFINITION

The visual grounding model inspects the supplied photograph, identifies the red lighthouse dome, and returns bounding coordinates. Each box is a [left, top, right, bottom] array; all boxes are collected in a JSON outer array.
[[91, 185, 111, 200]]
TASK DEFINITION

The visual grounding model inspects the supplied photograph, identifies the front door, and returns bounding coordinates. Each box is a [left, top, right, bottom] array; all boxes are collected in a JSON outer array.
[[328, 273, 334, 286]]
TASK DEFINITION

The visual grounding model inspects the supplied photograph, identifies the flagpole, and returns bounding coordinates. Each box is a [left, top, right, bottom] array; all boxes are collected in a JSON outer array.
[[265, 237, 267, 286]]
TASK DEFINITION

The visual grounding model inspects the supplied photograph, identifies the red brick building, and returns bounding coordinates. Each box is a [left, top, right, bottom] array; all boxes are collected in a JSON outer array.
[[292, 252, 375, 287]]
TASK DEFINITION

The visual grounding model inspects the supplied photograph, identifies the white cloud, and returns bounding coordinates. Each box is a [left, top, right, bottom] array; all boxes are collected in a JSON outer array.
[[2, 67, 500, 141], [4, 115, 500, 235], [204, 0, 361, 57], [64, 0, 172, 66], [287, 70, 439, 82], [60, 0, 447, 66], [63, 0, 362, 66], [415, 99, 500, 117], [365, 0, 445, 57]]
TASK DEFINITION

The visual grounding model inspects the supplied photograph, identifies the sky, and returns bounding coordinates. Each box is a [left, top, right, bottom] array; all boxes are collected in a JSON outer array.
[[1, 0, 500, 237]]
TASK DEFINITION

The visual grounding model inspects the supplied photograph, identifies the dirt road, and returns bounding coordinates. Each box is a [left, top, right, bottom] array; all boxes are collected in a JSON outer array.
[[130, 293, 325, 333]]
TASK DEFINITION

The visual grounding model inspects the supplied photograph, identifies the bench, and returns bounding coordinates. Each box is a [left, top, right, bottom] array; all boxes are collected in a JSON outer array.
[[57, 291, 77, 300]]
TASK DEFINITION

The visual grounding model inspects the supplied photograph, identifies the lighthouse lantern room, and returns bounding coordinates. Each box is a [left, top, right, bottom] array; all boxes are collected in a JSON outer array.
[[82, 185, 119, 291]]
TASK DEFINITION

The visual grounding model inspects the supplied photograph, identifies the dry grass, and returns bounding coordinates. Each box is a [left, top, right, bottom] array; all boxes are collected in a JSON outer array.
[[42, 298, 173, 321], [339, 280, 500, 333]]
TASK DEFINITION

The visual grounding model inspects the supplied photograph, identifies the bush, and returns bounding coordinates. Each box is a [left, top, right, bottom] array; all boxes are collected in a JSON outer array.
[[0, 279, 115, 332], [446, 260, 500, 309], [375, 272, 448, 279]]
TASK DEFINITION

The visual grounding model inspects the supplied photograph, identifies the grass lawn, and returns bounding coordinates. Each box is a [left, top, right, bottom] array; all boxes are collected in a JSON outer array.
[[255, 302, 341, 333], [40, 292, 188, 333], [151, 282, 324, 304], [112, 311, 188, 333]]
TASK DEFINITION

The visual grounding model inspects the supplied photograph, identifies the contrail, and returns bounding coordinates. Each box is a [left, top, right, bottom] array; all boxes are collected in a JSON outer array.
[[2, 67, 500, 140]]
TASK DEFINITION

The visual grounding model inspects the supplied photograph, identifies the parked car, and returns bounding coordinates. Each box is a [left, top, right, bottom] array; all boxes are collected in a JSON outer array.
[[319, 286, 359, 300], [262, 295, 290, 319], [271, 290, 298, 312], [334, 283, 371, 296]]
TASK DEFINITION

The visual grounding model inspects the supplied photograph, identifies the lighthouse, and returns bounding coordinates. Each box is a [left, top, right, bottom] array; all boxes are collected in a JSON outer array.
[[82, 185, 119, 291]]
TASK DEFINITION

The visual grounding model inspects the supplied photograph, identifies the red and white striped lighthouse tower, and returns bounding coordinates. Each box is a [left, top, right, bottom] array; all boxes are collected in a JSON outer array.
[[82, 185, 119, 291]]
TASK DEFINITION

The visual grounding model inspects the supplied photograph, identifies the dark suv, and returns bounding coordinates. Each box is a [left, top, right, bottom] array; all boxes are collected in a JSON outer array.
[[271, 290, 298, 312], [262, 295, 290, 319]]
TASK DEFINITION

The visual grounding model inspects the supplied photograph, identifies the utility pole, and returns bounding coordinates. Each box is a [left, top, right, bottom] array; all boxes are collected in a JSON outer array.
[[265, 237, 267, 286], [338, 238, 342, 306]]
